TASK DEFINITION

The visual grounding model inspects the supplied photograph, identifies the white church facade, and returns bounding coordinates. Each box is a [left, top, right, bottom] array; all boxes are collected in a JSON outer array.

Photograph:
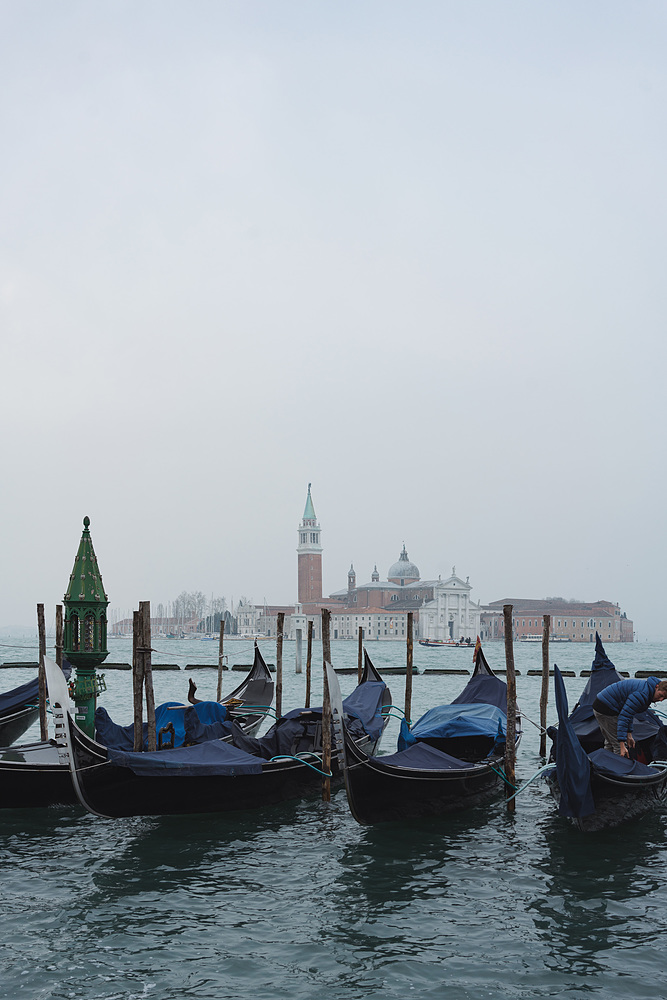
[[418, 570, 482, 642]]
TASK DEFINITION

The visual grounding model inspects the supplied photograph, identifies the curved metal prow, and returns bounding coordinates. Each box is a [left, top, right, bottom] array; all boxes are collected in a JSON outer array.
[[325, 662, 345, 756], [44, 656, 112, 819]]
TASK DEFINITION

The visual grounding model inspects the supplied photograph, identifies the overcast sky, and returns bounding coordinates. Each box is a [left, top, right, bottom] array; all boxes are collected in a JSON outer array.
[[2, 1, 666, 638]]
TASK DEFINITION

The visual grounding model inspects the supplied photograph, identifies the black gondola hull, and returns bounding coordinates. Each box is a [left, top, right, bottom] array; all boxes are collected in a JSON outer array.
[[545, 768, 667, 832], [0, 706, 39, 747], [343, 755, 504, 824], [0, 651, 275, 810], [327, 648, 520, 825], [48, 651, 391, 818], [71, 728, 379, 818]]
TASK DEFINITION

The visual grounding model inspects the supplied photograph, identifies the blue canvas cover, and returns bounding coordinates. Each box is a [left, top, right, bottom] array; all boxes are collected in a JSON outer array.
[[568, 633, 659, 742], [96, 701, 229, 750], [184, 704, 233, 744], [107, 739, 263, 777], [377, 741, 473, 770], [451, 671, 508, 713], [283, 680, 387, 740], [398, 703, 506, 751], [588, 748, 662, 779], [0, 661, 71, 716], [340, 680, 387, 740], [553, 665, 595, 818]]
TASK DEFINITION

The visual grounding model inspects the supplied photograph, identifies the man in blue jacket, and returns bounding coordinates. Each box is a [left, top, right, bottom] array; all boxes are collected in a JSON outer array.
[[593, 677, 667, 757]]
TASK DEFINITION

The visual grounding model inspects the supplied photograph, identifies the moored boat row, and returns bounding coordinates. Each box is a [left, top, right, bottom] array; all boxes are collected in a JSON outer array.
[[0, 634, 664, 833]]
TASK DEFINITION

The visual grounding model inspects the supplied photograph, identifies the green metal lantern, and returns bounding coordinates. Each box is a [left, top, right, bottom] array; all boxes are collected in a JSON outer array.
[[63, 516, 109, 736]]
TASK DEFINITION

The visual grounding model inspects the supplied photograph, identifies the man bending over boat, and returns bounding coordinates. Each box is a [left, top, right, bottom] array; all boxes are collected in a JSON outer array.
[[593, 677, 667, 757]]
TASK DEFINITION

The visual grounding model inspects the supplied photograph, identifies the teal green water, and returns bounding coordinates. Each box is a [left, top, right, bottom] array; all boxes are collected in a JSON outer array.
[[1, 638, 666, 999]]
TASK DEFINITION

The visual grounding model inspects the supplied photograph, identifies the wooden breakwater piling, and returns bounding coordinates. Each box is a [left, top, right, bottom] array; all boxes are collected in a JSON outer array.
[[503, 605, 517, 814]]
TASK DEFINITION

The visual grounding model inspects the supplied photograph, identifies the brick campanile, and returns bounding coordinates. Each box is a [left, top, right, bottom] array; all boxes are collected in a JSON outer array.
[[297, 483, 323, 603]]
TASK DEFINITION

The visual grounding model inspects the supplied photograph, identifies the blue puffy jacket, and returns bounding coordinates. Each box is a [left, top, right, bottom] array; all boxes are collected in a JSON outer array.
[[596, 676, 660, 741]]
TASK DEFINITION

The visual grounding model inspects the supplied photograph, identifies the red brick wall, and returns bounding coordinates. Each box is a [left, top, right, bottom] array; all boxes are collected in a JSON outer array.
[[298, 553, 322, 603]]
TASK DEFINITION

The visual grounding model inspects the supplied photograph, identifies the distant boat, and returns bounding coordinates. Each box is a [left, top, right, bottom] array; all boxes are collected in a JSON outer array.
[[519, 634, 571, 643], [419, 638, 475, 649]]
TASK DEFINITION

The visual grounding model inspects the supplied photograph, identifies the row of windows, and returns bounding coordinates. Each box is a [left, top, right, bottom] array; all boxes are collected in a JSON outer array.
[[515, 618, 613, 629], [299, 532, 320, 544]]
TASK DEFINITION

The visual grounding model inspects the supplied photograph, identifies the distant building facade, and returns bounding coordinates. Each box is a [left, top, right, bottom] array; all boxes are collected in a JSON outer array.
[[419, 571, 482, 641], [481, 599, 634, 643]]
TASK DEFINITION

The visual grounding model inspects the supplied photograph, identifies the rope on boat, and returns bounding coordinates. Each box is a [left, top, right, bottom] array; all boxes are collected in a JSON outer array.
[[381, 705, 407, 721], [267, 754, 332, 777], [489, 766, 517, 790], [232, 705, 277, 719], [504, 763, 557, 802], [519, 712, 547, 735]]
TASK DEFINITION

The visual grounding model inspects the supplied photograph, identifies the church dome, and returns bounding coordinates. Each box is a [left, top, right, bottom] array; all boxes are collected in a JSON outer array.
[[387, 545, 420, 584]]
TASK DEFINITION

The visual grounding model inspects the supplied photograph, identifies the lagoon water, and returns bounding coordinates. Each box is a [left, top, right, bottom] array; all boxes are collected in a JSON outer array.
[[1, 636, 667, 999]]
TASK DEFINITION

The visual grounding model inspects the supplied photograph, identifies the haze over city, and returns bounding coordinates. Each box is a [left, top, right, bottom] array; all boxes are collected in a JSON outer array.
[[2, 2, 666, 639]]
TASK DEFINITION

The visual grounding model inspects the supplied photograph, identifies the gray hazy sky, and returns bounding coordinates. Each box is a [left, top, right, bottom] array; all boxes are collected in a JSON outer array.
[[2, 1, 666, 638]]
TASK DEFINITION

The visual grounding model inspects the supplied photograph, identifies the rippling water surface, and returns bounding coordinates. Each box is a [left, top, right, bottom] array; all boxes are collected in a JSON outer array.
[[1, 637, 667, 999]]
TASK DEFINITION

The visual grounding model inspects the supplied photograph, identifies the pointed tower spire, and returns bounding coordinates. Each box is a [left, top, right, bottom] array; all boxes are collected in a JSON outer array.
[[297, 484, 322, 603], [303, 483, 317, 523], [64, 516, 108, 604]]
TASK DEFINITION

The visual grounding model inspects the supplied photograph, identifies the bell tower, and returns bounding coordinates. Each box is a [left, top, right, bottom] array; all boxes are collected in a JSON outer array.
[[297, 484, 322, 604]]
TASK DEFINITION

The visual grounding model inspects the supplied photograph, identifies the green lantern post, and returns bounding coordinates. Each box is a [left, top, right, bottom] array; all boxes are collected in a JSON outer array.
[[63, 516, 109, 737]]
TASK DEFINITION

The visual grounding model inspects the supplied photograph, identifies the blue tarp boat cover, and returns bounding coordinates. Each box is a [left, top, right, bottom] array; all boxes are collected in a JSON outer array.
[[0, 661, 71, 717], [283, 680, 387, 740], [451, 671, 508, 713], [96, 701, 230, 751], [340, 680, 387, 740], [377, 741, 473, 771], [554, 665, 595, 818], [568, 633, 659, 741], [107, 739, 263, 777], [398, 703, 506, 751], [588, 748, 662, 779]]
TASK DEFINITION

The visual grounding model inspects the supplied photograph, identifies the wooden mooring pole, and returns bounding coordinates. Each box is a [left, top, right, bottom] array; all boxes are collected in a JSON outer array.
[[305, 619, 313, 708], [37, 603, 48, 741], [357, 626, 363, 683], [55, 605, 63, 669], [276, 612, 284, 720], [539, 614, 550, 757], [132, 610, 143, 751], [321, 608, 332, 803], [141, 602, 156, 751], [216, 618, 225, 702], [405, 612, 414, 725], [295, 628, 303, 675], [503, 604, 517, 813]]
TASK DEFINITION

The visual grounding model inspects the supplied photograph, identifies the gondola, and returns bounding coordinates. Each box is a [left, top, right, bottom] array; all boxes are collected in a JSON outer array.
[[94, 643, 274, 750], [0, 648, 274, 809], [545, 637, 667, 831], [327, 640, 521, 824], [0, 662, 71, 746], [45, 650, 392, 818]]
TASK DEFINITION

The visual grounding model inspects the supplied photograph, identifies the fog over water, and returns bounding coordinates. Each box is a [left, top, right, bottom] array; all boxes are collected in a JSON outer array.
[[2, 2, 666, 637]]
